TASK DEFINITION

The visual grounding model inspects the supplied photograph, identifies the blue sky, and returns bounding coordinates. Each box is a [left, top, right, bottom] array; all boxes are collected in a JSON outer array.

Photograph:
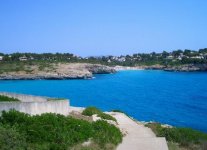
[[0, 0, 207, 56]]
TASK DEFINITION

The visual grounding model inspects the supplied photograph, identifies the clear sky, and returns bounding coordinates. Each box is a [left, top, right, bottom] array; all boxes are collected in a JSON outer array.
[[0, 0, 207, 56]]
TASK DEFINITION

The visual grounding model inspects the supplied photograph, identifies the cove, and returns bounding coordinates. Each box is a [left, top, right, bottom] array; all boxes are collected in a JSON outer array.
[[0, 70, 207, 132]]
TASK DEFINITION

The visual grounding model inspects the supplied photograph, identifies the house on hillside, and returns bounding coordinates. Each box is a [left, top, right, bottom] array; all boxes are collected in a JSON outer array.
[[19, 56, 28, 61], [0, 56, 3, 61], [190, 56, 204, 59], [166, 55, 173, 59], [177, 56, 182, 60]]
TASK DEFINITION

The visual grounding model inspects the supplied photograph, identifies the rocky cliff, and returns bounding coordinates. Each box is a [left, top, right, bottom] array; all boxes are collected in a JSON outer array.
[[164, 64, 207, 72], [114, 64, 207, 72], [85, 64, 116, 74], [0, 63, 116, 80]]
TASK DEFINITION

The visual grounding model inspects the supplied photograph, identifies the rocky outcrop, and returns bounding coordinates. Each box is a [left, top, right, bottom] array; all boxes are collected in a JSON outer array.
[[113, 64, 207, 72], [164, 64, 207, 72], [0, 63, 116, 80], [143, 65, 165, 70], [0, 73, 92, 80], [85, 64, 116, 74]]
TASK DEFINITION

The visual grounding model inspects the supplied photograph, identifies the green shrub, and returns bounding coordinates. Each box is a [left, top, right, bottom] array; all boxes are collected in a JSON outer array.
[[82, 107, 102, 116], [97, 113, 117, 122], [0, 110, 122, 149], [82, 107, 117, 122], [146, 123, 207, 149], [112, 109, 129, 117], [0, 95, 20, 102], [92, 120, 122, 147], [0, 125, 27, 150], [0, 110, 29, 126], [112, 109, 125, 113]]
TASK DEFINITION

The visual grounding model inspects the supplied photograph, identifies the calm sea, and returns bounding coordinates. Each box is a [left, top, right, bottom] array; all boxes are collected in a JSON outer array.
[[0, 70, 207, 132]]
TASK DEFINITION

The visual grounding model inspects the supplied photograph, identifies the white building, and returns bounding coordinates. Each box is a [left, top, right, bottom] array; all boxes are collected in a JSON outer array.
[[166, 55, 173, 59], [0, 56, 3, 61], [19, 56, 28, 61], [190, 56, 204, 59], [177, 56, 183, 60]]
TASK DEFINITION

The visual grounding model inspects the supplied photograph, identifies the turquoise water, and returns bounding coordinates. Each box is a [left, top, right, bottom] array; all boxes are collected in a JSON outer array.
[[0, 70, 207, 132]]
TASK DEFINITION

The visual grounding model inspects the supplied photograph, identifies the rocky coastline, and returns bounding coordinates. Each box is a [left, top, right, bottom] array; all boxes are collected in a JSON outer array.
[[0, 63, 207, 80], [164, 64, 207, 72], [114, 64, 207, 72], [0, 63, 116, 80], [113, 66, 144, 71]]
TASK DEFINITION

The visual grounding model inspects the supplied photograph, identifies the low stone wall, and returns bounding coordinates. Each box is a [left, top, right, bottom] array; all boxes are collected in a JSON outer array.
[[0, 92, 70, 116], [0, 92, 48, 102]]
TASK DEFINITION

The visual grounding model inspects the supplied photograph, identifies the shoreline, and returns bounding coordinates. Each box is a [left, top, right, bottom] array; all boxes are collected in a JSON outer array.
[[0, 63, 207, 80], [1, 92, 206, 149], [0, 63, 115, 80], [70, 106, 207, 134], [113, 66, 145, 71]]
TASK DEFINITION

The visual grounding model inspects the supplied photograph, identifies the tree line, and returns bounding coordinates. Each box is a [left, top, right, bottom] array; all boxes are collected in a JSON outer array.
[[0, 48, 207, 66]]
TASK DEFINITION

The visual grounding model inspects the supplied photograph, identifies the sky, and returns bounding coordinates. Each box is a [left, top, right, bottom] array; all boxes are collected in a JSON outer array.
[[0, 0, 207, 56]]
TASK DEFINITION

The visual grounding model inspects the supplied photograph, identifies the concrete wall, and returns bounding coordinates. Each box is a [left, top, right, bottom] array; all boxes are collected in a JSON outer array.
[[0, 92, 70, 116], [0, 92, 47, 102], [0, 100, 69, 116]]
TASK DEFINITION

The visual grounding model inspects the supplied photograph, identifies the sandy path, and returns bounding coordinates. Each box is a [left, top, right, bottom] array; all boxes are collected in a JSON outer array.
[[107, 112, 169, 150]]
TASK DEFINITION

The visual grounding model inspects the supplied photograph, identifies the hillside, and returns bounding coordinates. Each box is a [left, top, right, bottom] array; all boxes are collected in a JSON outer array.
[[0, 63, 115, 80]]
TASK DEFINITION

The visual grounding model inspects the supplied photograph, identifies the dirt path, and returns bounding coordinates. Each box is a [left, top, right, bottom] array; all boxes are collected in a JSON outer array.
[[107, 112, 169, 150]]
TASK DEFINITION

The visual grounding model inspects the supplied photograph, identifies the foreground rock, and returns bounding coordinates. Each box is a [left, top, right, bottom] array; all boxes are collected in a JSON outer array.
[[0, 63, 116, 80]]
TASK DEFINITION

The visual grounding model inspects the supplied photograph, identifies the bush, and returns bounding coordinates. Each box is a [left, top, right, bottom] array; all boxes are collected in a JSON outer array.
[[0, 110, 93, 149], [92, 120, 122, 147], [0, 110, 122, 149], [112, 109, 125, 113], [97, 113, 117, 122], [0, 95, 20, 102], [82, 107, 117, 122], [0, 110, 29, 126], [146, 123, 207, 149], [82, 107, 102, 116], [112, 109, 129, 117], [0, 125, 27, 150]]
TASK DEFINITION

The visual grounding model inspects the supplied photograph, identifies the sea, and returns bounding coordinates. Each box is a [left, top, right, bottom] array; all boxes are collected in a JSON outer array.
[[0, 70, 207, 132]]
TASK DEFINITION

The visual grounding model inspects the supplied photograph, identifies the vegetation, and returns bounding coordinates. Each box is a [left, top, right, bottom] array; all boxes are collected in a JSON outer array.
[[0, 61, 56, 74], [82, 107, 102, 116], [92, 120, 122, 146], [0, 110, 122, 150], [145, 122, 207, 150], [0, 48, 207, 72], [47, 98, 66, 101], [0, 95, 20, 102], [0, 125, 27, 150], [97, 113, 117, 122], [112, 110, 126, 113], [82, 107, 117, 122]]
